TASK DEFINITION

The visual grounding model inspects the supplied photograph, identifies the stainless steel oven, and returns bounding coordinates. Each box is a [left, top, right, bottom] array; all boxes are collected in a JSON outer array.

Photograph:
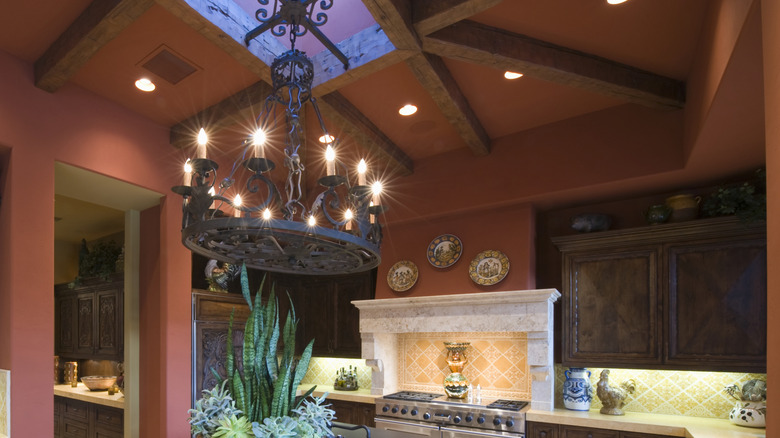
[[375, 391, 528, 438]]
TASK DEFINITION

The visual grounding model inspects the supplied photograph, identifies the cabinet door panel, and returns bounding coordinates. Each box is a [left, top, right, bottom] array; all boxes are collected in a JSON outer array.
[[96, 289, 122, 357], [76, 294, 95, 354], [333, 276, 372, 358], [667, 239, 767, 371], [564, 249, 659, 366], [526, 421, 558, 438], [57, 295, 77, 355], [62, 419, 90, 438]]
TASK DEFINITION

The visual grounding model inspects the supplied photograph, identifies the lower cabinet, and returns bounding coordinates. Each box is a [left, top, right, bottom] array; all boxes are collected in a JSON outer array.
[[328, 399, 376, 428], [526, 422, 676, 438], [54, 396, 123, 438]]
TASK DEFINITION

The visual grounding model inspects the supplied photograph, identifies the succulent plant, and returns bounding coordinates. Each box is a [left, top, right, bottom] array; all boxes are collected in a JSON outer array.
[[212, 414, 253, 438], [188, 380, 243, 437]]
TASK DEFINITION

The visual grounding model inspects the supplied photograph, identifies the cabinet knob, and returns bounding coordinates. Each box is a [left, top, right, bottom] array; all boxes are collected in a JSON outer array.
[[540, 432, 547, 438], [587, 434, 593, 438]]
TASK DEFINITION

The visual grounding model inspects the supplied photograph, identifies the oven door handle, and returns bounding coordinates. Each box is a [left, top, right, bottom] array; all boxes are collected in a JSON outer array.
[[441, 426, 522, 437], [375, 418, 439, 436]]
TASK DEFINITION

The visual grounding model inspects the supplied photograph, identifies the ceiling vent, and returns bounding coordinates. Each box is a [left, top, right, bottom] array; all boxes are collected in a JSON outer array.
[[140, 45, 199, 85]]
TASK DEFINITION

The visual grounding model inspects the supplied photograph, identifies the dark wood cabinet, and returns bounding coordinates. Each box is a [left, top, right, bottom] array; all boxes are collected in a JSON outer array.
[[328, 399, 376, 427], [54, 396, 123, 438], [192, 269, 375, 401], [553, 216, 766, 372], [55, 275, 124, 361], [526, 422, 676, 438]]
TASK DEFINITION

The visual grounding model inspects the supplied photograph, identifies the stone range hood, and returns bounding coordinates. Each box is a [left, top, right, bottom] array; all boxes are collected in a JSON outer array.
[[353, 289, 561, 411]]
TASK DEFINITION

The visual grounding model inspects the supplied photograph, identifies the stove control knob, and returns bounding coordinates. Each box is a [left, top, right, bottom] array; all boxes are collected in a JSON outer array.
[[477, 416, 485, 424], [382, 405, 389, 413], [506, 417, 515, 428], [391, 406, 399, 414], [493, 417, 502, 426], [410, 409, 418, 416], [453, 415, 462, 424], [401, 408, 408, 415], [465, 414, 473, 423], [423, 412, 431, 420]]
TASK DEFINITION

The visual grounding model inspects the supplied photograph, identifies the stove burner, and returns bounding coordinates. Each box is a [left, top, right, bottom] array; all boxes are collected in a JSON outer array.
[[485, 399, 529, 411], [383, 391, 443, 402]]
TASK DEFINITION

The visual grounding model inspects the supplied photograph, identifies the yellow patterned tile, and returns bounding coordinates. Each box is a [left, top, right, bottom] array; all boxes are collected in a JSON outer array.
[[397, 332, 531, 400], [554, 365, 766, 420]]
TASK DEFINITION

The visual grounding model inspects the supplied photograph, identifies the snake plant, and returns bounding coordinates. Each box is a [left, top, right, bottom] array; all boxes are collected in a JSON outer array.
[[222, 264, 316, 425]]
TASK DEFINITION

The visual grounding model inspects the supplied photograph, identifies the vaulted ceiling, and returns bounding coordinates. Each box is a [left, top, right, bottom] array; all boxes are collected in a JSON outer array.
[[1, 0, 766, 230]]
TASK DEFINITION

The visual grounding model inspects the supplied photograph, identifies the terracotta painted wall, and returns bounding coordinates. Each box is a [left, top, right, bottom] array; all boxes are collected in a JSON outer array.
[[0, 51, 192, 437], [761, 1, 778, 436], [376, 203, 535, 298]]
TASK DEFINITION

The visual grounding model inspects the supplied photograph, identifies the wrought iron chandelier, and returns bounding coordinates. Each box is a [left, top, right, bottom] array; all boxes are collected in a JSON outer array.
[[172, 0, 384, 275]]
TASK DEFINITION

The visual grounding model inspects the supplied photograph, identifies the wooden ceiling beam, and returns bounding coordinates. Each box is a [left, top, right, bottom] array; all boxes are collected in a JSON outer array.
[[406, 52, 490, 156], [318, 92, 414, 176], [34, 0, 155, 92], [413, 0, 502, 36], [424, 20, 686, 110], [312, 25, 414, 96], [360, 0, 420, 51], [169, 81, 272, 148]]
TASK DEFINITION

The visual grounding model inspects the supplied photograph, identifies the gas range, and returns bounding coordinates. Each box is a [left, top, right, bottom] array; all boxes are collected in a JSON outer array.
[[375, 391, 529, 437]]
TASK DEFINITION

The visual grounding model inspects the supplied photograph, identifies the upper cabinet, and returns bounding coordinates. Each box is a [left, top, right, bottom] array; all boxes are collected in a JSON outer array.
[[55, 274, 124, 361], [553, 217, 766, 372]]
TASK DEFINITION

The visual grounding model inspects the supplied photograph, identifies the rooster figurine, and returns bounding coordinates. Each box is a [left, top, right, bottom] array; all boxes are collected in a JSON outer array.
[[596, 369, 636, 415]]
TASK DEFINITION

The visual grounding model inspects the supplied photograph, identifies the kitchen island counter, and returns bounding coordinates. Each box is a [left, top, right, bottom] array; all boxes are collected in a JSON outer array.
[[54, 383, 124, 409], [528, 408, 765, 438]]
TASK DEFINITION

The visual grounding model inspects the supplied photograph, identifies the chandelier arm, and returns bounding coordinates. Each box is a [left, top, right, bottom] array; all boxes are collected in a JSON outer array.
[[303, 16, 348, 69], [244, 14, 284, 46]]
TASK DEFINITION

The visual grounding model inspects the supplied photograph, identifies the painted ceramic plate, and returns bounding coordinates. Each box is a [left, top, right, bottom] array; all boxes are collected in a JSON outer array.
[[468, 250, 510, 286], [427, 234, 463, 268], [387, 260, 419, 292]]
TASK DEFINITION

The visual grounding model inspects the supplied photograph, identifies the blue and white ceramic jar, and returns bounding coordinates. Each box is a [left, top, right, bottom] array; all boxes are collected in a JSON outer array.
[[563, 367, 592, 411]]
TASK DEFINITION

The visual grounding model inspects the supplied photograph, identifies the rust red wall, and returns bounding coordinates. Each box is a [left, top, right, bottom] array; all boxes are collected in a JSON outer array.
[[0, 51, 192, 437], [376, 203, 535, 299]]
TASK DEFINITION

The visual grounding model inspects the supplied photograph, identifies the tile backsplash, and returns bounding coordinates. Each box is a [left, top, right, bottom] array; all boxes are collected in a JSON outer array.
[[396, 332, 531, 400], [554, 365, 766, 419], [302, 357, 372, 389]]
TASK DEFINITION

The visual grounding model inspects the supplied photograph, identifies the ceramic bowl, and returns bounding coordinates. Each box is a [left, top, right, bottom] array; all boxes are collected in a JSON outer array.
[[81, 375, 117, 391]]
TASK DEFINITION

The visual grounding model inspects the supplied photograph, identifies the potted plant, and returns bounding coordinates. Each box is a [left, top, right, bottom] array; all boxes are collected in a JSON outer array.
[[701, 168, 766, 222], [188, 265, 335, 437], [724, 379, 767, 428]]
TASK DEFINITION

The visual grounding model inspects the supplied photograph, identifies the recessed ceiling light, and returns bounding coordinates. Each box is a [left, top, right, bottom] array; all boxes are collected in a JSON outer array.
[[399, 104, 417, 116], [134, 78, 156, 92], [504, 71, 523, 80], [607, 0, 629, 4]]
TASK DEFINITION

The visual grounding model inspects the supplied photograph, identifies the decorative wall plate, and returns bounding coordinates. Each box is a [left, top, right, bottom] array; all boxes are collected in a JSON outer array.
[[468, 250, 510, 285], [387, 260, 419, 292], [427, 234, 463, 268]]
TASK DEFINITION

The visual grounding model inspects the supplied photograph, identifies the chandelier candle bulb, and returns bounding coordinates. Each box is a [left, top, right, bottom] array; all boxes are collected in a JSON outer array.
[[233, 194, 242, 217], [183, 159, 192, 186], [325, 145, 336, 176], [357, 159, 367, 186], [253, 129, 266, 158], [196, 128, 208, 159]]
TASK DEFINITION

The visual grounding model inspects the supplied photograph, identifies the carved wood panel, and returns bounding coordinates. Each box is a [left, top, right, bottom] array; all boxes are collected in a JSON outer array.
[[77, 293, 95, 354]]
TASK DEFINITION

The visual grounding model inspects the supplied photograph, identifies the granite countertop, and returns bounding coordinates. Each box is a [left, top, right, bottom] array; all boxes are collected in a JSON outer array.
[[54, 383, 124, 409], [527, 409, 765, 438], [297, 385, 380, 404]]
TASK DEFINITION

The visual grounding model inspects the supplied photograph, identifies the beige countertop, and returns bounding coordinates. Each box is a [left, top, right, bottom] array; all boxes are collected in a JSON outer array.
[[298, 385, 380, 404], [54, 383, 124, 409], [527, 409, 765, 438]]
